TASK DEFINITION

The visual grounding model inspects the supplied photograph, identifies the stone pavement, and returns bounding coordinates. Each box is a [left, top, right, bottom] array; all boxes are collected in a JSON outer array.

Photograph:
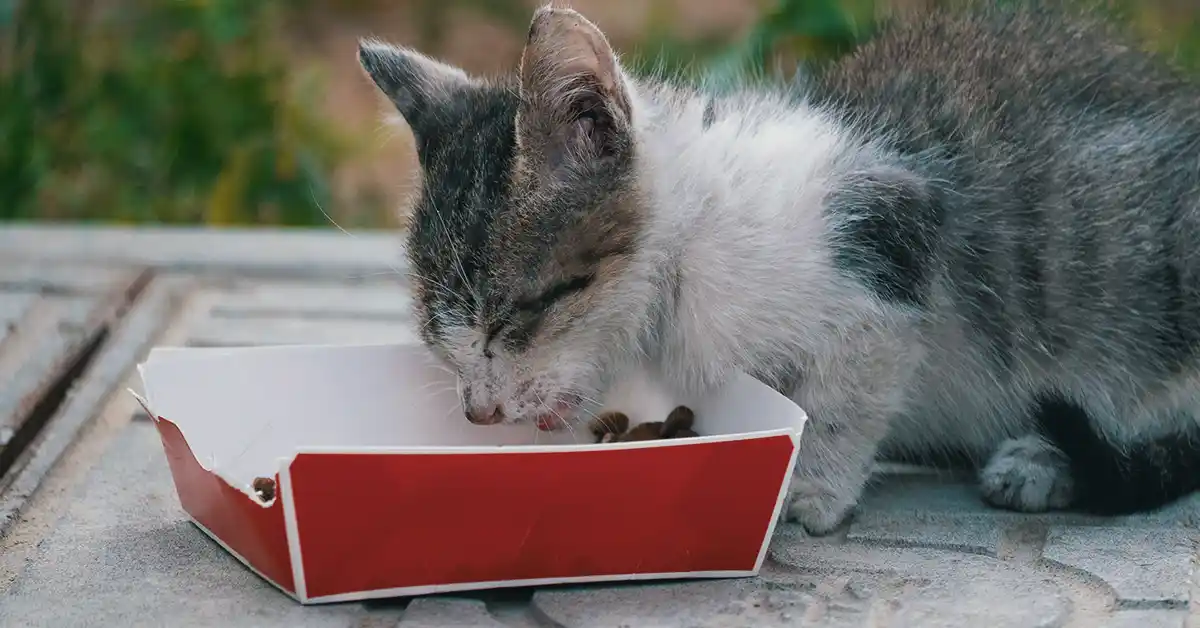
[[0, 225, 1196, 627]]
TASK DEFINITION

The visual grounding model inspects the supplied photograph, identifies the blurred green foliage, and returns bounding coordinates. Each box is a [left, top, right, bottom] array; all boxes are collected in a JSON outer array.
[[0, 0, 346, 224], [685, 0, 1200, 85], [1, 0, 1198, 226], [706, 0, 878, 85]]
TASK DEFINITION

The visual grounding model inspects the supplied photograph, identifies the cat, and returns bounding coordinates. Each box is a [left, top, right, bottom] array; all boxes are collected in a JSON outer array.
[[358, 0, 1200, 535]]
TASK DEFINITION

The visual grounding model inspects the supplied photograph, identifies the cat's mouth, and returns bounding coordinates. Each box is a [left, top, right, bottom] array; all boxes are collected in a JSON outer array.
[[535, 415, 565, 431], [533, 393, 581, 431]]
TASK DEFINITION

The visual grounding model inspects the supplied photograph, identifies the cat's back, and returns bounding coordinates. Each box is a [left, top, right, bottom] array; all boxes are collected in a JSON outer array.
[[810, 3, 1198, 155], [802, 2, 1200, 379]]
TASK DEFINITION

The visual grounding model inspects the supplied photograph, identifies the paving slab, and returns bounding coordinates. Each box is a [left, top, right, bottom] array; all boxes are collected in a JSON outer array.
[[0, 276, 182, 537], [0, 293, 36, 329], [1043, 526, 1194, 607], [208, 280, 412, 321], [399, 598, 509, 627], [0, 226, 1194, 627], [0, 225, 402, 278], [1103, 610, 1188, 628], [0, 421, 369, 628], [186, 314, 419, 347]]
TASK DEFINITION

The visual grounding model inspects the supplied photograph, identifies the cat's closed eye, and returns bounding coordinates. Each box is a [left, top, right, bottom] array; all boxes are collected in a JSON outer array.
[[512, 274, 595, 313], [482, 274, 595, 354]]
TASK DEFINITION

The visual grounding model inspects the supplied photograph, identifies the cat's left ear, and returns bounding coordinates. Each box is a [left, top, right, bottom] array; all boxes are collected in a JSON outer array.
[[517, 3, 634, 175]]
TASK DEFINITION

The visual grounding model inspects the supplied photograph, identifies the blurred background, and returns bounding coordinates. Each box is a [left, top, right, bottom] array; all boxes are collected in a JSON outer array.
[[2, 0, 1198, 229]]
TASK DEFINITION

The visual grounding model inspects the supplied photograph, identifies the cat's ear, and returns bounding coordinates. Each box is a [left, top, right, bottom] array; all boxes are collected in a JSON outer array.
[[517, 3, 634, 175], [358, 39, 473, 143]]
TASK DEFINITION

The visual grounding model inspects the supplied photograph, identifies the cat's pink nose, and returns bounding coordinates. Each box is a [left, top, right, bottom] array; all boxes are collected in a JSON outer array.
[[465, 404, 504, 425]]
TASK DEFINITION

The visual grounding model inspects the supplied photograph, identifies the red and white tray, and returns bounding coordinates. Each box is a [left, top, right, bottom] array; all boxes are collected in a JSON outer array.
[[133, 343, 807, 604]]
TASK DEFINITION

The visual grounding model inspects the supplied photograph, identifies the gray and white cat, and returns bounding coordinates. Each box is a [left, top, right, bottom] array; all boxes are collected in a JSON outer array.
[[359, 1, 1200, 534]]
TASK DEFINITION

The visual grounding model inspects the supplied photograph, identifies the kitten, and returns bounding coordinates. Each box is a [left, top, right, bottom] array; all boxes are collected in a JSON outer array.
[[359, 1, 1200, 534]]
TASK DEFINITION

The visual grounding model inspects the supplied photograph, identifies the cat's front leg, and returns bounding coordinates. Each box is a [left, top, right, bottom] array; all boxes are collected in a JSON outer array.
[[783, 324, 919, 535]]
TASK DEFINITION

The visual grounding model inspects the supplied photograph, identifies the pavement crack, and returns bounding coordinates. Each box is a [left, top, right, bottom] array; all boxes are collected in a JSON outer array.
[[998, 520, 1049, 563]]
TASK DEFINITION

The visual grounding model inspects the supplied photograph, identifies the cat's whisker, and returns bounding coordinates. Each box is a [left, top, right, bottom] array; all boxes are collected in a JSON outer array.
[[406, 269, 457, 301], [548, 401, 578, 440], [532, 391, 577, 441], [572, 392, 606, 410], [573, 406, 608, 442], [406, 269, 452, 293], [562, 394, 602, 422], [429, 364, 456, 378], [423, 194, 484, 309], [454, 375, 465, 407], [305, 184, 467, 317], [308, 185, 409, 280], [416, 311, 441, 335], [406, 388, 467, 429], [417, 380, 457, 395], [338, 270, 406, 282], [578, 408, 604, 427], [441, 403, 462, 424], [419, 390, 458, 402]]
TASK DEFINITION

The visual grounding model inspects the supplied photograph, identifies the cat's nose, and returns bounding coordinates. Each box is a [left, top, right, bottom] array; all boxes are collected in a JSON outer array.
[[465, 404, 504, 425]]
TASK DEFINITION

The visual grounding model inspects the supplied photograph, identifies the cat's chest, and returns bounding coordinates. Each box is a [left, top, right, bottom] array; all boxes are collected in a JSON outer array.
[[643, 325, 734, 397], [647, 321, 803, 400]]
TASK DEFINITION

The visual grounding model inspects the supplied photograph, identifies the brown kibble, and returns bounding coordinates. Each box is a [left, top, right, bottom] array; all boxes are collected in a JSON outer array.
[[588, 405, 701, 443], [253, 477, 276, 502], [662, 406, 696, 438], [588, 411, 631, 443], [621, 421, 668, 441]]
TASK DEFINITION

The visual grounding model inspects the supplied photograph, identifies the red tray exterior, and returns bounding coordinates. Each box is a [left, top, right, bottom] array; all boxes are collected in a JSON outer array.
[[152, 417, 296, 594], [287, 436, 796, 599], [152, 412, 796, 602]]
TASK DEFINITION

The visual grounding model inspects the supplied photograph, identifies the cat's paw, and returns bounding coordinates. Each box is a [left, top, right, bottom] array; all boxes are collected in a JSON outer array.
[[980, 435, 1074, 512], [781, 479, 858, 535]]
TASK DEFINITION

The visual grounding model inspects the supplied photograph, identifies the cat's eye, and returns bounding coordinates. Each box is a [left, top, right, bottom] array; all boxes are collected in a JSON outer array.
[[512, 274, 594, 314], [483, 322, 505, 356], [482, 274, 594, 353]]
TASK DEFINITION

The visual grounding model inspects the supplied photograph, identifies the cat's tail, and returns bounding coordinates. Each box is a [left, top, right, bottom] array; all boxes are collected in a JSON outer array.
[[1035, 395, 1200, 515]]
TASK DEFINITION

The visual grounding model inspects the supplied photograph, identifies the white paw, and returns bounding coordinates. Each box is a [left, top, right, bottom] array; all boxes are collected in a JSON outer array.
[[781, 479, 858, 535], [980, 435, 1074, 512]]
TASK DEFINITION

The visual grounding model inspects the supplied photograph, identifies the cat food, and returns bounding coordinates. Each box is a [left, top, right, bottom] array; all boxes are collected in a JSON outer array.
[[588, 411, 632, 443], [662, 405, 699, 437], [588, 406, 699, 443], [253, 476, 276, 502]]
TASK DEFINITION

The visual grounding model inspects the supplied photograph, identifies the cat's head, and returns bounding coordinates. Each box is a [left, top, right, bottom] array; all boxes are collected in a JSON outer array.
[[359, 4, 654, 428]]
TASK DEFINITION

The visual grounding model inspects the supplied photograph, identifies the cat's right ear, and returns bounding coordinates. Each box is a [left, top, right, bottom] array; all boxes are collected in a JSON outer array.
[[357, 39, 472, 143], [516, 4, 634, 177]]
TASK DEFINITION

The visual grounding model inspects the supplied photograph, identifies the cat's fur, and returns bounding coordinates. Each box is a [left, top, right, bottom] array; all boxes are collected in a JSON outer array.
[[359, 1, 1200, 534]]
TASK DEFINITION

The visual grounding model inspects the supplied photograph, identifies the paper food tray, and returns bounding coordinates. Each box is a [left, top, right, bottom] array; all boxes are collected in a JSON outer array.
[[134, 342, 807, 604]]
